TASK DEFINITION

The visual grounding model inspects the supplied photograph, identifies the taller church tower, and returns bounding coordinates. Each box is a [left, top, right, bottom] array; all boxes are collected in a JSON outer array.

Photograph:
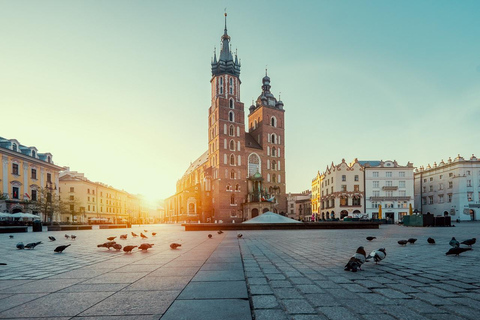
[[208, 13, 247, 222]]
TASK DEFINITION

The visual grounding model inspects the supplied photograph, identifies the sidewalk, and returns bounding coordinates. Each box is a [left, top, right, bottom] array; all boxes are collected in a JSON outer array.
[[0, 223, 479, 319]]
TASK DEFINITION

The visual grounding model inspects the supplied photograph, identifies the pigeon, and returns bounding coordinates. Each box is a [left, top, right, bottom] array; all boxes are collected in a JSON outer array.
[[119, 234, 128, 240], [446, 247, 472, 256], [71, 235, 76, 240], [48, 236, 56, 241], [144, 230, 148, 233], [97, 241, 116, 250], [140, 233, 148, 239], [152, 232, 157, 236], [366, 236, 376, 241], [398, 240, 408, 246], [54, 244, 71, 253], [123, 245, 137, 253], [427, 237, 435, 244], [25, 241, 42, 249], [461, 238, 476, 247], [449, 237, 460, 248], [131, 232, 138, 237], [218, 230, 224, 234], [16, 242, 25, 250], [138, 243, 154, 251], [0, 263, 6, 265], [112, 244, 122, 251], [208, 234, 212, 239], [170, 243, 182, 249], [9, 235, 14, 239], [407, 238, 417, 244], [344, 246, 367, 272], [65, 234, 70, 239], [366, 248, 387, 264], [237, 234, 243, 239], [107, 236, 116, 241]]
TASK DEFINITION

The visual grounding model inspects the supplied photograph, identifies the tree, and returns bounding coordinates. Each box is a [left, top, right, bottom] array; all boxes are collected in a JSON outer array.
[[28, 188, 67, 224]]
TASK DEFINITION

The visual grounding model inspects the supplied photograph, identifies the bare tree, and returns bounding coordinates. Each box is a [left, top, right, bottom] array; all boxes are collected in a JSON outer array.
[[28, 188, 67, 224]]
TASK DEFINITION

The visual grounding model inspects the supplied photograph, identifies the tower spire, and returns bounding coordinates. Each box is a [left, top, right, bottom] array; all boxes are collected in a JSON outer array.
[[211, 11, 240, 77]]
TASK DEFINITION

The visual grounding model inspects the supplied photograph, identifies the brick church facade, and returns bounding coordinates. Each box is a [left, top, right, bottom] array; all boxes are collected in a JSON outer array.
[[164, 15, 287, 223]]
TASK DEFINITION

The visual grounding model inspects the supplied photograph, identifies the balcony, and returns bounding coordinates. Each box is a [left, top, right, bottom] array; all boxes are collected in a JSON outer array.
[[382, 186, 398, 191]]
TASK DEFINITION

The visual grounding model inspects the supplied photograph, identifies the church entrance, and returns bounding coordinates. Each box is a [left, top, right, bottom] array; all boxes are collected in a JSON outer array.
[[252, 208, 259, 218]]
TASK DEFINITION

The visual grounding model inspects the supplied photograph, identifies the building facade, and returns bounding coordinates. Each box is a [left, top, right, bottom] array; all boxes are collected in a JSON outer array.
[[165, 15, 287, 223], [319, 159, 364, 220], [1, 136, 63, 222], [311, 172, 322, 218], [286, 191, 312, 221], [414, 154, 480, 221], [59, 168, 147, 224], [363, 160, 414, 223]]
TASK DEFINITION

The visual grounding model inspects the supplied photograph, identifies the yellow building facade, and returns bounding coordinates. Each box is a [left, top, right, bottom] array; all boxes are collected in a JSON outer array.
[[59, 169, 145, 224], [311, 172, 323, 218], [1, 136, 63, 222]]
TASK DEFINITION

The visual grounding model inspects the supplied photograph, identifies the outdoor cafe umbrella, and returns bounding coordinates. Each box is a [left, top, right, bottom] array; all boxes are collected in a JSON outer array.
[[378, 205, 382, 220]]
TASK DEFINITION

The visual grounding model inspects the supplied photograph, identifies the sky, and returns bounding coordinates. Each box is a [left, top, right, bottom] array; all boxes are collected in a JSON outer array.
[[1, 0, 480, 203]]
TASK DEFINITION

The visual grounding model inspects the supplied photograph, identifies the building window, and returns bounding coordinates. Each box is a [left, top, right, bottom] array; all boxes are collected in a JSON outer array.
[[439, 183, 444, 190], [271, 116, 277, 127], [12, 187, 19, 199], [373, 191, 380, 197], [439, 174, 443, 179], [230, 170, 236, 179], [271, 147, 276, 157], [226, 184, 231, 191], [12, 143, 17, 151], [69, 195, 74, 201], [47, 173, 52, 183], [467, 192, 473, 202], [229, 98, 234, 109], [399, 190, 406, 197], [438, 194, 444, 203], [235, 184, 240, 191], [230, 154, 235, 166], [429, 185, 433, 192], [386, 191, 393, 197], [448, 194, 452, 202], [386, 181, 393, 187], [373, 181, 379, 188], [467, 170, 471, 175], [31, 169, 37, 179], [31, 189, 37, 201], [271, 133, 276, 144], [467, 180, 472, 187], [354, 185, 359, 192], [399, 172, 405, 177], [341, 185, 347, 192], [449, 181, 453, 188], [354, 175, 359, 181], [342, 175, 346, 181], [12, 163, 19, 175], [229, 125, 234, 136], [70, 187, 74, 192], [229, 140, 235, 151], [399, 181, 405, 188], [373, 172, 379, 177], [229, 111, 234, 122], [231, 194, 235, 205], [386, 172, 392, 178], [272, 160, 277, 170], [352, 197, 361, 206], [428, 196, 433, 204]]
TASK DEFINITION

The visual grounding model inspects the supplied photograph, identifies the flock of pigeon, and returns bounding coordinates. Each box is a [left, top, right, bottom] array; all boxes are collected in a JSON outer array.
[[96, 230, 158, 253], [344, 235, 477, 273]]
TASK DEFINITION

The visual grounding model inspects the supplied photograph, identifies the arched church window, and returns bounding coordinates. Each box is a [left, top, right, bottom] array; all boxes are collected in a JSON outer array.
[[235, 184, 240, 191], [230, 170, 236, 179], [272, 174, 276, 183], [230, 154, 235, 166], [272, 160, 277, 170], [229, 99, 234, 109], [271, 116, 277, 127], [229, 125, 234, 136], [229, 140, 235, 151], [229, 111, 234, 122], [248, 153, 261, 177], [271, 133, 276, 144], [272, 147, 277, 157]]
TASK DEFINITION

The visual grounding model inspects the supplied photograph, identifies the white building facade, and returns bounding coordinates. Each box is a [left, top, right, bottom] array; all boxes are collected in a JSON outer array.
[[363, 160, 415, 223], [414, 154, 480, 221], [319, 159, 364, 220]]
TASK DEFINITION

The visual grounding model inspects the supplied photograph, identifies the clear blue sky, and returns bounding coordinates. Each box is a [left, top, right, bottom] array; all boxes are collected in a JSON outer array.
[[1, 1, 479, 201]]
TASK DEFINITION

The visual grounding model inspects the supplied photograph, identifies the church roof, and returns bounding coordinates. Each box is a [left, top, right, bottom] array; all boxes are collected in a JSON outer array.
[[182, 150, 209, 177], [245, 133, 262, 150], [211, 13, 240, 77], [243, 211, 302, 224]]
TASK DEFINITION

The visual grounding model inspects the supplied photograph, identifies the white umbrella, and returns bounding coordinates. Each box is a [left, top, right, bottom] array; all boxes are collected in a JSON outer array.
[[10, 212, 25, 218], [0, 212, 11, 218], [23, 213, 41, 219]]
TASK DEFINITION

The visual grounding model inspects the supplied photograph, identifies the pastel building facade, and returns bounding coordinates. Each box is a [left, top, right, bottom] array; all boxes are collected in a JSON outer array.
[[1, 136, 63, 221], [414, 154, 480, 221]]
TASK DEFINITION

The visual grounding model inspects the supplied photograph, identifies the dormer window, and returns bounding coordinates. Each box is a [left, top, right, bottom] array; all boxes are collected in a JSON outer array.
[[32, 150, 36, 158], [12, 143, 17, 152]]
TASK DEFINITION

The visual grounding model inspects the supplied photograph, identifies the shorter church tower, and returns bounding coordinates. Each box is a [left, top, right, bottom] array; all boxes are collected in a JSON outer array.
[[247, 72, 286, 214]]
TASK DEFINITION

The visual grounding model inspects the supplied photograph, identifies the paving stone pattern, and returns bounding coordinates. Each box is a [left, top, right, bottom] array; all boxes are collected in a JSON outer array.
[[0, 223, 479, 319]]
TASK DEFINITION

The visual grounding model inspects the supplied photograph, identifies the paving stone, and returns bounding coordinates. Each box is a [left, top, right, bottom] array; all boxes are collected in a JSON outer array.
[[373, 288, 412, 299], [254, 309, 289, 320], [281, 299, 316, 314], [124, 276, 191, 291], [382, 305, 439, 320], [274, 287, 304, 299], [178, 281, 248, 299], [305, 294, 341, 307], [161, 299, 251, 320], [269, 280, 293, 288], [249, 284, 274, 295], [252, 294, 280, 309], [191, 270, 245, 281], [317, 306, 359, 320]]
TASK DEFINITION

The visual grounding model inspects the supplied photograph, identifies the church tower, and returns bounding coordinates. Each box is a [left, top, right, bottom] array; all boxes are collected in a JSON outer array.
[[247, 71, 287, 214], [208, 13, 247, 222]]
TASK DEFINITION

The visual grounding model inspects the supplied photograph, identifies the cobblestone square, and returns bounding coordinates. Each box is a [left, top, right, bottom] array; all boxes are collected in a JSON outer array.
[[1, 223, 479, 319]]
